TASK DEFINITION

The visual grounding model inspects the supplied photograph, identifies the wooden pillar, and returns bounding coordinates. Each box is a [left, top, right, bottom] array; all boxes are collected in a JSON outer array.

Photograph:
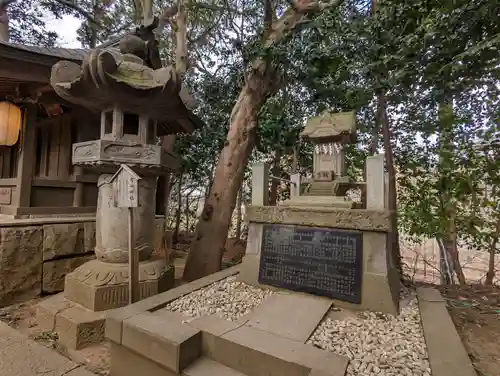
[[14, 105, 37, 207]]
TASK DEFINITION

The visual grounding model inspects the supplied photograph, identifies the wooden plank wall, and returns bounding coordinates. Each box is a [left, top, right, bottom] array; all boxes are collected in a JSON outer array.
[[0, 143, 19, 178], [36, 116, 73, 179]]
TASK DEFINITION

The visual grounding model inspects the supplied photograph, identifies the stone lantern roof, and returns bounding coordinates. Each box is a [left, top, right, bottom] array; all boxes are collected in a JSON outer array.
[[49, 34, 203, 135]]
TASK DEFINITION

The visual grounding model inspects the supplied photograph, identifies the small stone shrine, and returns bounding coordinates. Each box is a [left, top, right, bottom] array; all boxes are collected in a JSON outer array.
[[36, 23, 202, 349], [238, 111, 400, 315]]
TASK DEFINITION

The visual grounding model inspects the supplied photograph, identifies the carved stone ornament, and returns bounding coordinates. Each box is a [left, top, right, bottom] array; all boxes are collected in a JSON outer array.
[[67, 258, 167, 287], [49, 34, 198, 132]]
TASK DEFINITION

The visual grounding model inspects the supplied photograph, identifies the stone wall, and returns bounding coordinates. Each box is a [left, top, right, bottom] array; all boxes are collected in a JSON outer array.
[[0, 217, 168, 307]]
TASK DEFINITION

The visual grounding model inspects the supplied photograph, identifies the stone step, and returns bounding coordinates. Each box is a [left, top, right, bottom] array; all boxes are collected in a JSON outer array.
[[0, 321, 96, 376], [183, 357, 247, 376], [245, 293, 332, 342], [212, 324, 348, 376], [121, 311, 202, 374]]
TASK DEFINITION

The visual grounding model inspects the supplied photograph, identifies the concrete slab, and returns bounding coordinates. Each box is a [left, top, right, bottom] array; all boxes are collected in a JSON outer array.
[[122, 311, 201, 373], [220, 325, 348, 376], [417, 287, 476, 376], [245, 292, 332, 342], [110, 342, 177, 376], [0, 322, 96, 376], [182, 357, 246, 376], [105, 265, 241, 345]]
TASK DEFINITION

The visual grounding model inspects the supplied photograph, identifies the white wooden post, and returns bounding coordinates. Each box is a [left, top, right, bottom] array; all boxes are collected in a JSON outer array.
[[251, 162, 269, 206], [110, 165, 141, 304]]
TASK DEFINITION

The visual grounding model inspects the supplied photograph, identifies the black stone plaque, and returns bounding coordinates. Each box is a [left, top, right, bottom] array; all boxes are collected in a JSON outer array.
[[258, 224, 363, 304]]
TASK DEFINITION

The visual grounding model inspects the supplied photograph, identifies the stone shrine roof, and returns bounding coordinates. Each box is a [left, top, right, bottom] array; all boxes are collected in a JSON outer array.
[[301, 111, 356, 144]]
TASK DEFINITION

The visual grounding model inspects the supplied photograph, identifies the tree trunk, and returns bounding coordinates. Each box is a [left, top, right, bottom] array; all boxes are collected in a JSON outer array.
[[446, 203, 466, 285], [182, 0, 345, 281], [378, 88, 402, 275], [183, 65, 279, 281], [0, 1, 11, 42], [485, 216, 500, 285], [269, 148, 282, 205], [173, 172, 183, 244], [235, 187, 243, 239], [185, 192, 190, 232], [175, 0, 188, 75]]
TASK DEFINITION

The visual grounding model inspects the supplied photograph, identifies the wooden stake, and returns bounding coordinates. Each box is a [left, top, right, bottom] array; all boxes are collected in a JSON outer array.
[[128, 207, 139, 304]]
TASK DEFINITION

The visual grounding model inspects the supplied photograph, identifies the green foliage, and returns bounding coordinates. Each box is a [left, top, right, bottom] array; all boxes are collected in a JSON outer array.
[[16, 0, 500, 262]]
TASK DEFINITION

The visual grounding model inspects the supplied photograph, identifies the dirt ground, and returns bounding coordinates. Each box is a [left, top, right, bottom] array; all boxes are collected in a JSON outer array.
[[437, 284, 500, 376]]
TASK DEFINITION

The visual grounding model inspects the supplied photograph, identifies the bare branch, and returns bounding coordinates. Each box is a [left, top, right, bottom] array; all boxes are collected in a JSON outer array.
[[51, 0, 99, 25], [263, 0, 275, 38], [0, 0, 16, 11]]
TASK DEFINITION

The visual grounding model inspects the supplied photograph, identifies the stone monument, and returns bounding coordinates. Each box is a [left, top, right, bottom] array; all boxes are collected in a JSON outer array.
[[36, 26, 202, 349], [238, 110, 400, 315]]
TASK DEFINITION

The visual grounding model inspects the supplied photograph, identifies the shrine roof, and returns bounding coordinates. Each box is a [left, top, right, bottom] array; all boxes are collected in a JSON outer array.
[[0, 40, 87, 63]]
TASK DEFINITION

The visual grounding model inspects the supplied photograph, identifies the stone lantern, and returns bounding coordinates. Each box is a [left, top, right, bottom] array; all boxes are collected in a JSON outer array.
[[36, 32, 202, 349]]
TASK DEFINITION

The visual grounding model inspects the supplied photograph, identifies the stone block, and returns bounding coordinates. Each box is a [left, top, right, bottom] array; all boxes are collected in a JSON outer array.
[[183, 357, 247, 376], [73, 140, 179, 170], [42, 223, 85, 261], [122, 312, 201, 373], [417, 287, 477, 376], [110, 342, 177, 376], [0, 226, 43, 307], [0, 322, 79, 376], [55, 305, 106, 350], [64, 258, 175, 311], [36, 294, 75, 332], [42, 255, 96, 293], [83, 221, 96, 253], [245, 223, 263, 256], [244, 292, 332, 342], [213, 325, 348, 376], [105, 265, 241, 344], [246, 205, 390, 232], [66, 367, 98, 376]]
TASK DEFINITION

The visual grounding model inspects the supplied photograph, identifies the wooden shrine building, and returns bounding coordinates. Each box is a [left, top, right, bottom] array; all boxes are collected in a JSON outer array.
[[0, 39, 194, 219], [0, 41, 100, 218]]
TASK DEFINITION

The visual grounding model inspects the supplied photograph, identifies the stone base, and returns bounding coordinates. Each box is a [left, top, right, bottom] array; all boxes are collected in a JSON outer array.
[[36, 293, 108, 350], [64, 258, 175, 312], [281, 195, 356, 209], [239, 219, 400, 316]]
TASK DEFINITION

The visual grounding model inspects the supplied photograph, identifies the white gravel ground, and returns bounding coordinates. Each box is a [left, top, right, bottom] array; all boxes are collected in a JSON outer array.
[[307, 294, 431, 376], [165, 279, 430, 376], [164, 276, 274, 321]]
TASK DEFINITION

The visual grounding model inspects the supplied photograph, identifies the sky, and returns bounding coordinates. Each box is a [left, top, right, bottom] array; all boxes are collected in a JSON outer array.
[[43, 14, 81, 48]]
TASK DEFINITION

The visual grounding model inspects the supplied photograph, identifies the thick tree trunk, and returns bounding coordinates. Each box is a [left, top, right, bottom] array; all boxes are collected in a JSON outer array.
[[378, 89, 402, 275], [183, 65, 278, 281], [183, 0, 345, 281], [185, 193, 190, 231], [173, 172, 183, 244], [235, 187, 243, 239], [269, 148, 282, 205]]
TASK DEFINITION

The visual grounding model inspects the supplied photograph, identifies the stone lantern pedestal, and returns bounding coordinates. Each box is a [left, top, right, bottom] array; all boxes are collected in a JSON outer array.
[[37, 106, 178, 349]]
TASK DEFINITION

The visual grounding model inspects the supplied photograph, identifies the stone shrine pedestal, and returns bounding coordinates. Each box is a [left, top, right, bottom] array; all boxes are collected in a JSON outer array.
[[238, 205, 400, 315], [238, 112, 400, 315]]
